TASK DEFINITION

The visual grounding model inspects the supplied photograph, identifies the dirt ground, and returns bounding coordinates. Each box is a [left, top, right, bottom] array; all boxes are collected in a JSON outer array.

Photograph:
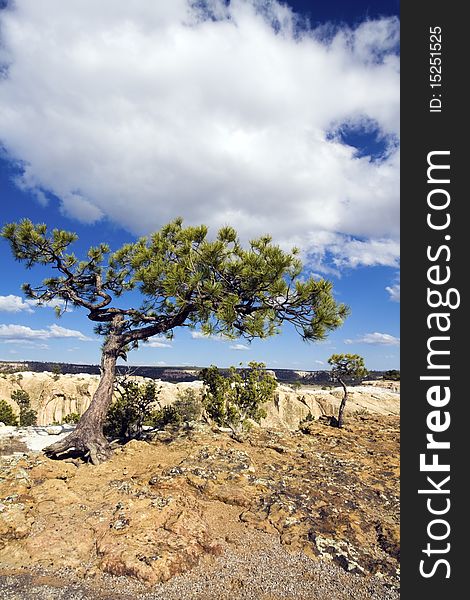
[[0, 415, 399, 599]]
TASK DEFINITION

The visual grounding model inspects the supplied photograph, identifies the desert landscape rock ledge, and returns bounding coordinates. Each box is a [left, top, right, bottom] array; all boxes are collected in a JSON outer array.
[[0, 414, 399, 599], [0, 371, 399, 428]]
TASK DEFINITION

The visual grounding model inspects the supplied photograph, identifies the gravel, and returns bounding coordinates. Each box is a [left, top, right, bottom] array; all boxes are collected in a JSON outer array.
[[0, 533, 399, 600]]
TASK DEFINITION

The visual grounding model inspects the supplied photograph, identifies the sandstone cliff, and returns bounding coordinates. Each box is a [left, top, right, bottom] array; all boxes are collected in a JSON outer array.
[[0, 372, 399, 428]]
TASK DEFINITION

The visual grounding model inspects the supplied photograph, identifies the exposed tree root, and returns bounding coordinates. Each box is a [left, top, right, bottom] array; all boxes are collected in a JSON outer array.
[[44, 430, 112, 465]]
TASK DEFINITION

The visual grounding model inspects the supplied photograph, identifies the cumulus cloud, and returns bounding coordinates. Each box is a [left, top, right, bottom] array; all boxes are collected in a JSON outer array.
[[0, 0, 399, 270], [0, 295, 34, 313], [146, 337, 172, 348], [230, 343, 250, 351], [0, 323, 92, 341], [345, 332, 399, 346], [331, 238, 399, 269], [0, 295, 72, 313], [386, 283, 400, 302]]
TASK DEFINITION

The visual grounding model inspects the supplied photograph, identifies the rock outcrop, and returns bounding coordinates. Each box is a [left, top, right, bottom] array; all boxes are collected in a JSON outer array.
[[0, 372, 99, 425], [0, 372, 399, 429], [262, 384, 399, 429], [0, 415, 399, 586]]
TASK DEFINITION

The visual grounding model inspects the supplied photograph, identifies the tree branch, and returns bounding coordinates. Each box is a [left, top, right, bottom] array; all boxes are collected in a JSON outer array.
[[120, 306, 193, 345]]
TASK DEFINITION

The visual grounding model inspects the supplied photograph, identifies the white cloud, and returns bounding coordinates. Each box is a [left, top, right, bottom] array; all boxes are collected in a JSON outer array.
[[345, 332, 399, 346], [0, 1, 399, 270], [146, 338, 173, 349], [386, 283, 400, 302], [48, 324, 91, 339], [330, 238, 400, 269], [0, 295, 34, 313], [0, 323, 92, 341], [314, 359, 325, 365], [230, 343, 250, 351], [191, 331, 227, 342], [0, 295, 72, 313]]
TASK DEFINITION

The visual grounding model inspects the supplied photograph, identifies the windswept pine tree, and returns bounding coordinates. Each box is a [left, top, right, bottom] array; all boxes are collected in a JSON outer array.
[[2, 218, 349, 463], [328, 353, 368, 427]]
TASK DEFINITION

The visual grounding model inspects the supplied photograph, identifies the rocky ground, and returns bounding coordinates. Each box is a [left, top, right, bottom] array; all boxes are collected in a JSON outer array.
[[0, 414, 399, 599]]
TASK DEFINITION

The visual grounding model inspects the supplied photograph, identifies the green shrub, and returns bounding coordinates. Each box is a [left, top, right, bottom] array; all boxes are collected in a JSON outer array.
[[11, 390, 37, 426], [63, 412, 81, 424], [11, 389, 30, 408], [173, 388, 203, 422], [384, 369, 400, 381], [19, 407, 37, 426], [105, 380, 161, 440], [148, 388, 203, 429], [0, 399, 18, 426], [148, 405, 180, 429], [199, 362, 277, 435]]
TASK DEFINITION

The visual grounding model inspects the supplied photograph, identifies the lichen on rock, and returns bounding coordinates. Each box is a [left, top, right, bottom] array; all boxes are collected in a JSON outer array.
[[0, 414, 399, 588]]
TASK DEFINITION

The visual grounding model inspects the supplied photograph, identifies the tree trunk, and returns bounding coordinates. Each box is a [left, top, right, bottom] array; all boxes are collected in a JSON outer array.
[[337, 379, 348, 428], [44, 334, 120, 464]]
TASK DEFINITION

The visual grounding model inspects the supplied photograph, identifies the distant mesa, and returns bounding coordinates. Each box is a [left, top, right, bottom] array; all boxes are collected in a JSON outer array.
[[0, 360, 393, 385]]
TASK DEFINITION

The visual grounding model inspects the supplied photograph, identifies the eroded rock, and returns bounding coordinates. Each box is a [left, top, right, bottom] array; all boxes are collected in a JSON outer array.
[[0, 372, 399, 429], [0, 415, 399, 586]]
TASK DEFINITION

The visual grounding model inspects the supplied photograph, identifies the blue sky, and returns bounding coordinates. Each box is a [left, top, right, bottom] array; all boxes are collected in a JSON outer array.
[[0, 0, 399, 371]]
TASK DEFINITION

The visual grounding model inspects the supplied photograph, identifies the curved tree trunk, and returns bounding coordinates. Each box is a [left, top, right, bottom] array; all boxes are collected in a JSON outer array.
[[44, 334, 120, 464], [337, 378, 348, 428]]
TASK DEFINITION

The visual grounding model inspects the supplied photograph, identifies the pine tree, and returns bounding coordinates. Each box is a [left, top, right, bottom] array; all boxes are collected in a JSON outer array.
[[328, 353, 368, 427], [2, 218, 349, 463]]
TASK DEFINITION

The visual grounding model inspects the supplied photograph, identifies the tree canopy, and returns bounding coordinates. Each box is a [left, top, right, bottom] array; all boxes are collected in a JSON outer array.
[[2, 218, 349, 346], [328, 354, 368, 383], [1, 218, 349, 462]]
